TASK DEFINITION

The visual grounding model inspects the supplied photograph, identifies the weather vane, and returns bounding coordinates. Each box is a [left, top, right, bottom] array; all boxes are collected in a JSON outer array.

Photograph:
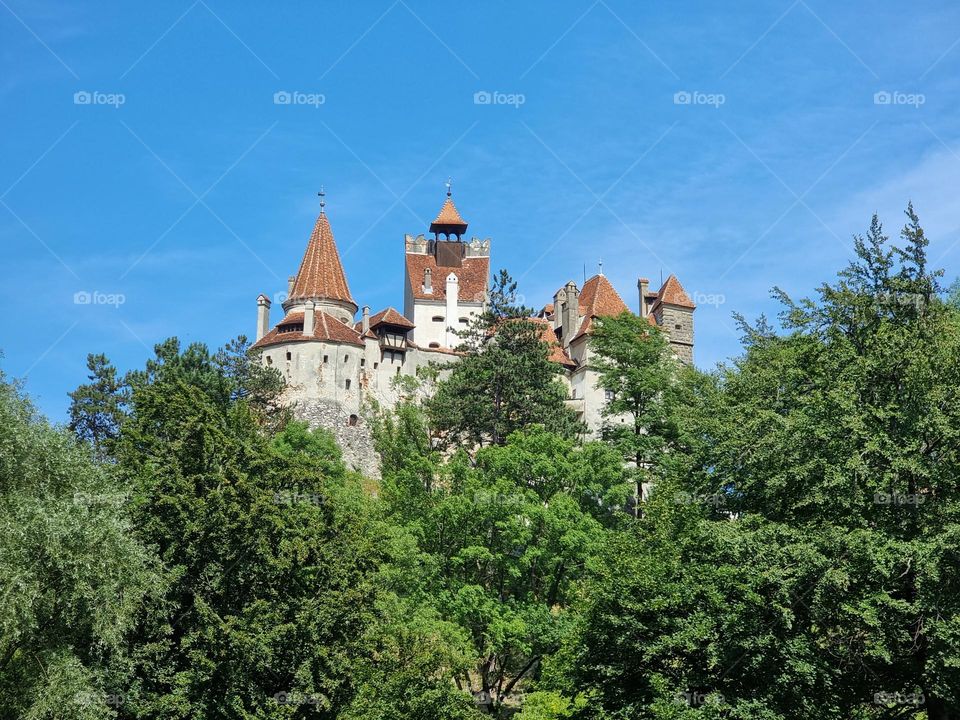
[[599, 258, 604, 276], [318, 185, 326, 213], [445, 177, 452, 197]]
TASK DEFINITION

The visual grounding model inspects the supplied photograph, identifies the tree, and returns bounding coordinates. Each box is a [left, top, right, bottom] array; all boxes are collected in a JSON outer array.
[[373, 419, 629, 716], [113, 339, 382, 718], [427, 270, 580, 447], [68, 353, 128, 456], [563, 206, 960, 719], [589, 312, 682, 515], [0, 369, 158, 720]]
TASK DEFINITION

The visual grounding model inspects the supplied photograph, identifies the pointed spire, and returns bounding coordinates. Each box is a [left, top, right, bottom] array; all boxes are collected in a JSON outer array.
[[430, 179, 468, 238], [288, 195, 356, 308]]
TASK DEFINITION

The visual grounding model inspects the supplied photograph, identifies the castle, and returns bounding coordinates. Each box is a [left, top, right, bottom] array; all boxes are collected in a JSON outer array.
[[251, 188, 695, 474]]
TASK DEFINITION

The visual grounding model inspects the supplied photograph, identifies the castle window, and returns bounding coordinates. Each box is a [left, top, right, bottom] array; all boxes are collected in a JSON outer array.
[[266, 356, 273, 365], [605, 389, 615, 402], [428, 342, 440, 349], [674, 324, 682, 330], [360, 358, 365, 367], [459, 317, 469, 324], [345, 379, 351, 389], [323, 355, 329, 364], [344, 354, 349, 363], [373, 362, 379, 369], [286, 351, 292, 361], [348, 414, 358, 426], [432, 315, 443, 322]]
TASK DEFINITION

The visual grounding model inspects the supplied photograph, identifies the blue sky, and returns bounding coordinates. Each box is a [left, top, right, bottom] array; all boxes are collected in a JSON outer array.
[[3, 0, 960, 422]]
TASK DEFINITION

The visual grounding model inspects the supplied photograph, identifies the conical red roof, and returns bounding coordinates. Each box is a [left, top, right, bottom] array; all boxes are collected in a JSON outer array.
[[289, 212, 355, 306], [430, 196, 468, 233]]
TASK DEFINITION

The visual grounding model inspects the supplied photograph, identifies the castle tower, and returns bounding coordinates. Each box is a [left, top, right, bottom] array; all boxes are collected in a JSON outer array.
[[282, 189, 358, 325], [649, 275, 695, 364], [403, 183, 489, 349]]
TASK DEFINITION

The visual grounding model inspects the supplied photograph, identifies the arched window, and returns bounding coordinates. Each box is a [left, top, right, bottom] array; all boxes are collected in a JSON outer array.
[[432, 315, 444, 322]]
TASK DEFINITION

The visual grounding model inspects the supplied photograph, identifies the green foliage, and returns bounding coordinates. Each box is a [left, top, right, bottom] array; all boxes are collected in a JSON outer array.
[[563, 206, 960, 719], [427, 270, 580, 448], [114, 340, 382, 718], [0, 371, 158, 720], [68, 352, 128, 456]]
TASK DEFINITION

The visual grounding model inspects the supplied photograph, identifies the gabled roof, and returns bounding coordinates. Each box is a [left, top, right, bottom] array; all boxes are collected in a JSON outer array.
[[651, 274, 695, 310], [252, 309, 364, 350], [579, 274, 630, 317], [369, 307, 415, 330], [430, 196, 468, 233], [405, 253, 489, 302], [289, 212, 356, 307]]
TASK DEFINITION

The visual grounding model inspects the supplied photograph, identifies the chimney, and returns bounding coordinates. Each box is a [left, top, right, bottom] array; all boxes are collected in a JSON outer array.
[[563, 281, 579, 347], [638, 277, 650, 318], [303, 300, 315, 336], [287, 275, 295, 298], [445, 272, 459, 347], [553, 289, 565, 331], [362, 305, 370, 334], [256, 294, 271, 341], [423, 267, 432, 294]]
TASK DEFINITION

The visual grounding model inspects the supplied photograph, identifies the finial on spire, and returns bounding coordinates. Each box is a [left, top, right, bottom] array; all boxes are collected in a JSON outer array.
[[599, 258, 604, 276], [318, 186, 326, 214], [445, 177, 452, 197]]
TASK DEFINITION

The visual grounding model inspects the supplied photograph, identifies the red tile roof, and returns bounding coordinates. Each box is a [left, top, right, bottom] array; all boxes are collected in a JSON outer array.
[[289, 212, 356, 307], [406, 253, 489, 302], [252, 309, 364, 349], [368, 307, 415, 330], [651, 274, 695, 310], [430, 196, 468, 231], [530, 318, 576, 367], [578, 274, 630, 317]]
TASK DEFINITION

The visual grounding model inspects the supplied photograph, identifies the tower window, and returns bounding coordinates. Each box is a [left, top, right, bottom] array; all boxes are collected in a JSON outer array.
[[344, 354, 349, 362], [432, 315, 444, 322], [266, 356, 273, 365], [323, 355, 329, 364], [345, 379, 351, 389], [373, 362, 379, 369], [286, 351, 292, 361], [348, 414, 358, 426], [360, 358, 365, 367], [674, 324, 682, 330]]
